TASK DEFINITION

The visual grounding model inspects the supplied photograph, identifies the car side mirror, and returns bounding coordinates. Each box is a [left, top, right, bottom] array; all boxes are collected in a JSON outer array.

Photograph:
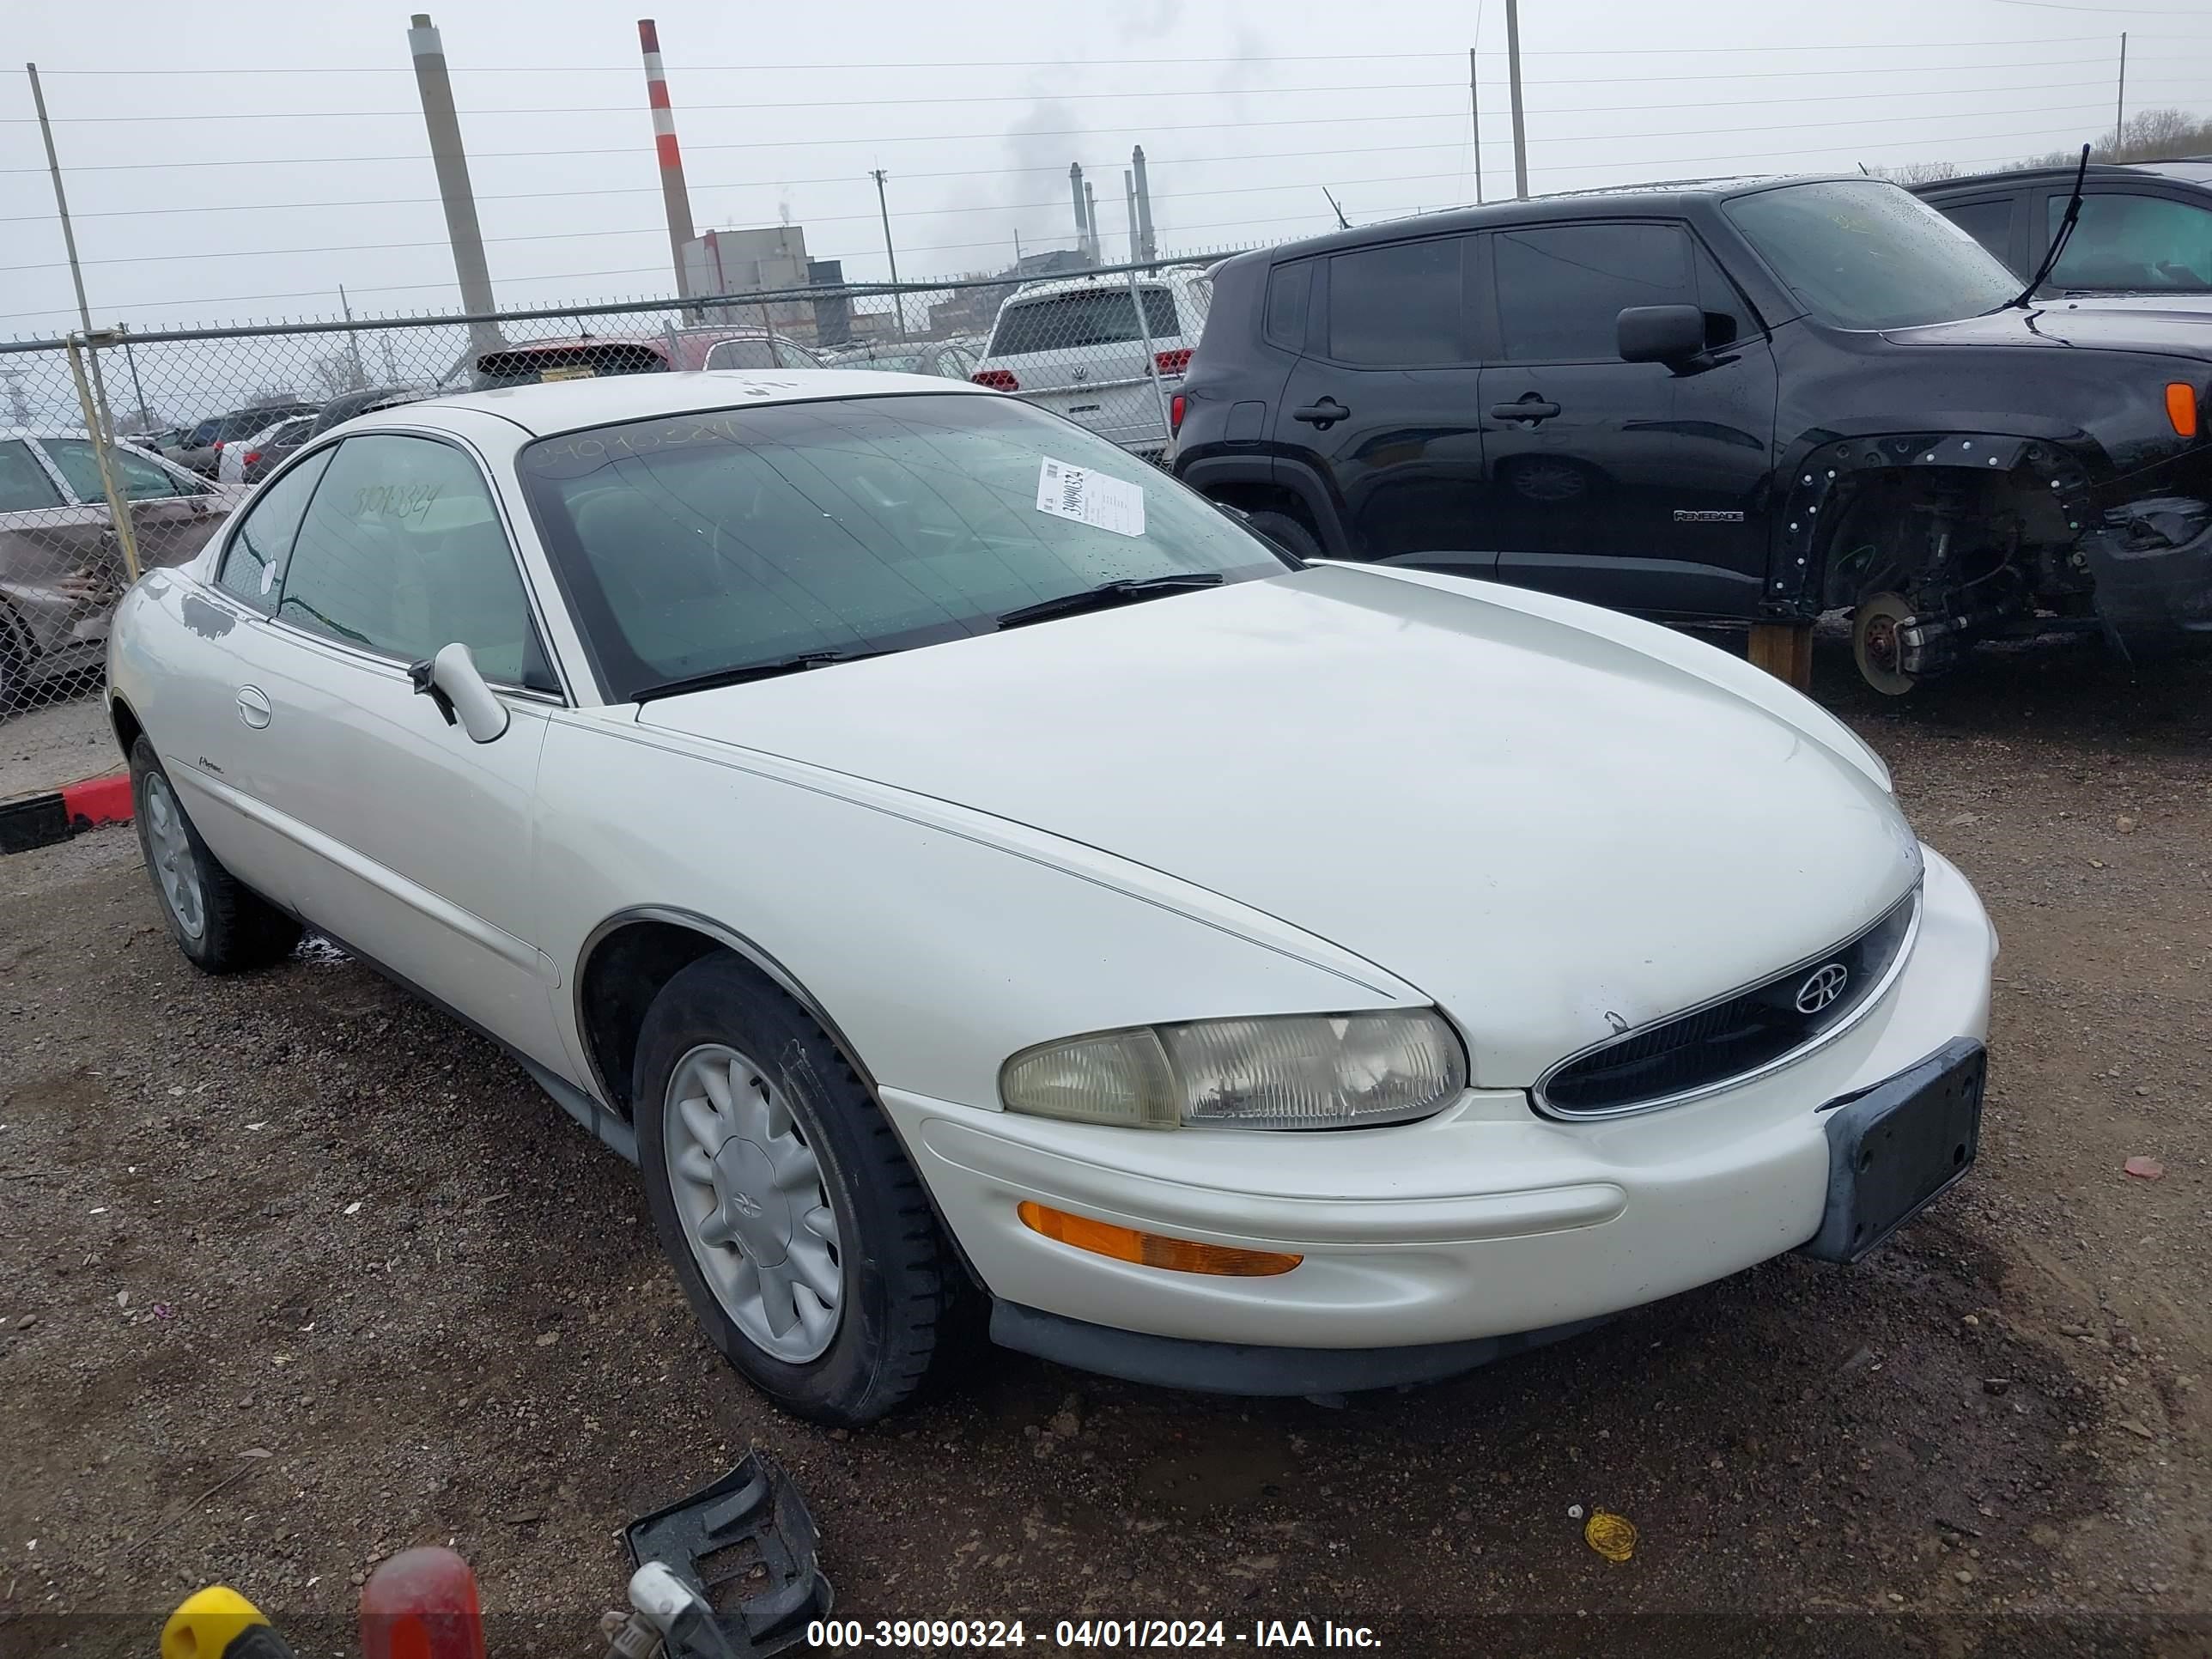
[[408, 642, 510, 744], [1617, 304, 1708, 365]]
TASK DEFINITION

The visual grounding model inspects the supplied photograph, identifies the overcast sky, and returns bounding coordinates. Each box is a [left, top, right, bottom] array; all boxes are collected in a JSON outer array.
[[3, 0, 2209, 342]]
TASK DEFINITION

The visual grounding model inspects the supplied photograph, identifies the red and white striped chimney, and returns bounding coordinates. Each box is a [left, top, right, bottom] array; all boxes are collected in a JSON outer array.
[[639, 19, 697, 297]]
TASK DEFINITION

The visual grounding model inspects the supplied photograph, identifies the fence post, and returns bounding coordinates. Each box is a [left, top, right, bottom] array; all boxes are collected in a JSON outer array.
[[64, 332, 143, 582], [1123, 265, 1174, 447]]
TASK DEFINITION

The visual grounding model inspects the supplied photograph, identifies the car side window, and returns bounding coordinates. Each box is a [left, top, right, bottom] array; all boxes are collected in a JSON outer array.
[[44, 438, 202, 502], [277, 434, 556, 691], [214, 449, 334, 610], [2046, 191, 2212, 291], [0, 441, 64, 512], [1493, 222, 1698, 362], [1325, 237, 1470, 365], [1263, 260, 1314, 350], [1936, 198, 2017, 270]]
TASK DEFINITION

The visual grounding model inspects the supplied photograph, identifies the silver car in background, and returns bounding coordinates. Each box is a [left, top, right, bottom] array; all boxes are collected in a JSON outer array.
[[1, 428, 238, 706]]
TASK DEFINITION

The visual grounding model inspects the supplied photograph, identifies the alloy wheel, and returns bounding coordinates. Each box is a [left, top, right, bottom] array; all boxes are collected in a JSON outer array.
[[662, 1042, 844, 1363]]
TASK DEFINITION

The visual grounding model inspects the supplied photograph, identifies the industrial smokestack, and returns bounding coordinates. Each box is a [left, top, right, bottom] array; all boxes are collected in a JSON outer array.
[[1123, 170, 1139, 265], [1084, 180, 1098, 262], [1132, 145, 1156, 262], [1068, 163, 1089, 258], [638, 19, 697, 299], [406, 14, 500, 356]]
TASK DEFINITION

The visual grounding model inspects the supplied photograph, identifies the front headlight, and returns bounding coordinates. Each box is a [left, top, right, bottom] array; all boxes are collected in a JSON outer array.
[[1000, 1009, 1467, 1131]]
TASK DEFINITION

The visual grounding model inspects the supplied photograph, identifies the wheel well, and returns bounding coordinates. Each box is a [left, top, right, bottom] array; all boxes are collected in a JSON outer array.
[[109, 694, 144, 765], [576, 919, 728, 1119], [1200, 479, 1318, 530], [1814, 465, 2070, 610]]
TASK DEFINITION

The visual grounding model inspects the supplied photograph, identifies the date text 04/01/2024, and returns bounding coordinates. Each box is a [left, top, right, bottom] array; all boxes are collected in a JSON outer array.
[[805, 1618, 1385, 1649]]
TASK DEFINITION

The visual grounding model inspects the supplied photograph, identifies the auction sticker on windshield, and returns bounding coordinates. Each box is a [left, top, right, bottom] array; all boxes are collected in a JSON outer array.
[[1036, 457, 1146, 538]]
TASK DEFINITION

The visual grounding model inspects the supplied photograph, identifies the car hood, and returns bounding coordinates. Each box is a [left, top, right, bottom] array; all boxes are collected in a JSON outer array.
[[639, 565, 1922, 1085], [1880, 302, 2212, 362]]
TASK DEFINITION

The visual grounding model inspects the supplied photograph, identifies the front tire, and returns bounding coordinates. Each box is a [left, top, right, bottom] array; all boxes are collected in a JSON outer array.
[[1244, 508, 1325, 562], [634, 955, 954, 1425], [128, 737, 302, 972]]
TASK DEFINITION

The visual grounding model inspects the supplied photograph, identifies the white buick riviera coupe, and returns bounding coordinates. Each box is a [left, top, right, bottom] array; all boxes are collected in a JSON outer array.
[[108, 372, 1996, 1425]]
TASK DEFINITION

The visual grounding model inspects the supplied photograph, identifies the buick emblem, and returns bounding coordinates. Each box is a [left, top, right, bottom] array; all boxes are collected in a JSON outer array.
[[1795, 963, 1850, 1015]]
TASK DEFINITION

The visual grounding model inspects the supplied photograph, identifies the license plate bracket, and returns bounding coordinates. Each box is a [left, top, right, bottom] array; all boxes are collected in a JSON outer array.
[[1800, 1038, 1985, 1265]]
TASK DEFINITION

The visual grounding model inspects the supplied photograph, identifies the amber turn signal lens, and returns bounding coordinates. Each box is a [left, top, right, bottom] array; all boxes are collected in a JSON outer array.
[[2168, 382, 2200, 439], [1016, 1201, 1302, 1276]]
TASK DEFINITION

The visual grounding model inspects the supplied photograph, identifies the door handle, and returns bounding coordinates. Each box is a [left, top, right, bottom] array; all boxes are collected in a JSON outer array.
[[235, 686, 272, 729], [1292, 398, 1349, 428], [1490, 396, 1562, 423]]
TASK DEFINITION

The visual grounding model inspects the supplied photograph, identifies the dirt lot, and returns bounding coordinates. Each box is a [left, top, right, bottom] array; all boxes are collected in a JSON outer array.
[[3, 635, 2209, 1658]]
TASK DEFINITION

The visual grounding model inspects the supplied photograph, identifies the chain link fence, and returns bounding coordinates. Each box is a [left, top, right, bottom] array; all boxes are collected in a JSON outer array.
[[0, 252, 1230, 728]]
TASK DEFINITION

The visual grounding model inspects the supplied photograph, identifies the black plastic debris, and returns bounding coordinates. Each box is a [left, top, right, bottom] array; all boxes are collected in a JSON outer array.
[[617, 1451, 831, 1658]]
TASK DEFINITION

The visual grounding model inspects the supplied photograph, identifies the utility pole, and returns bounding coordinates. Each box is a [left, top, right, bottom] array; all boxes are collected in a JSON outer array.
[[1504, 0, 1528, 199], [26, 64, 94, 337], [1495, 0, 1530, 198], [1468, 46, 1485, 205], [338, 285, 369, 387], [870, 169, 907, 340], [2113, 32, 2128, 155], [1131, 145, 1157, 261]]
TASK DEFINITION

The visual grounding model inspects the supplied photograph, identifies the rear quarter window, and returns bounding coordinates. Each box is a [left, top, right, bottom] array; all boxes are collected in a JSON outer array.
[[1263, 261, 1314, 349]]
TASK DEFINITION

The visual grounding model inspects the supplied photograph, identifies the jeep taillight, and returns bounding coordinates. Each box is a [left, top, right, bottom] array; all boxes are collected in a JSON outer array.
[[1170, 393, 1186, 435], [972, 369, 1018, 392]]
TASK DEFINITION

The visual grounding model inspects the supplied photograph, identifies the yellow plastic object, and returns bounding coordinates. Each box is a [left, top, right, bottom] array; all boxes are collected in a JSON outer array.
[[1583, 1510, 1638, 1563], [161, 1586, 268, 1659]]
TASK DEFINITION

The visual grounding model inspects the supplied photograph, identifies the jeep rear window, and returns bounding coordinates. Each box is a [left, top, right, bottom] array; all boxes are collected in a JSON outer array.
[[989, 288, 1180, 356], [1725, 179, 2019, 329], [475, 343, 670, 387]]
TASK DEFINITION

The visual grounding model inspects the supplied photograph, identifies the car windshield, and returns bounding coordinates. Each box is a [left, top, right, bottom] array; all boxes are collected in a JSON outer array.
[[515, 392, 1289, 702], [1725, 179, 2021, 328]]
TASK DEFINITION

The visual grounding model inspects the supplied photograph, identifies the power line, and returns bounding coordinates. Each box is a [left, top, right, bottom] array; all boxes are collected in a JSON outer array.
[[2, 73, 2175, 174], [9, 80, 1474, 123], [12, 53, 2157, 124], [0, 97, 2130, 226], [0, 115, 2150, 321], [21, 36, 2138, 72]]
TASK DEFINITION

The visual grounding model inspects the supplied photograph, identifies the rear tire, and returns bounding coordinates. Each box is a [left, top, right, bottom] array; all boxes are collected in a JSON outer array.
[[128, 737, 302, 972], [0, 605, 31, 714], [634, 955, 955, 1426], [1244, 508, 1325, 563]]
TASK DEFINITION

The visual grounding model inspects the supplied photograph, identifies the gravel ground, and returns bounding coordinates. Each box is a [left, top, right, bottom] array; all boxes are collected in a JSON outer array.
[[0, 698, 116, 803], [2, 636, 2208, 1658]]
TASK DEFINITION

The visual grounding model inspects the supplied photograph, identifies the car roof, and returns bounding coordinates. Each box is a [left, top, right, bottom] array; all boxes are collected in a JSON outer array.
[[1001, 268, 1203, 301], [1242, 173, 1858, 263], [399, 368, 993, 438], [1919, 157, 2212, 192]]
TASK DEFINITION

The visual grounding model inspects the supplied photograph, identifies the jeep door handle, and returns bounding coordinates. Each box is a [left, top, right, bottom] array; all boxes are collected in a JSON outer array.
[[1489, 397, 1561, 423], [1292, 398, 1349, 428]]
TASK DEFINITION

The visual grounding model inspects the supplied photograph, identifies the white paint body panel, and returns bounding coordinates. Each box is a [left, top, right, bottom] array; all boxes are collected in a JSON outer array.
[[106, 376, 1997, 1358]]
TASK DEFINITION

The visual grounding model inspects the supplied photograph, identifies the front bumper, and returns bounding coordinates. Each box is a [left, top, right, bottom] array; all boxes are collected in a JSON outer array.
[[2081, 495, 2212, 659], [880, 847, 1996, 1360]]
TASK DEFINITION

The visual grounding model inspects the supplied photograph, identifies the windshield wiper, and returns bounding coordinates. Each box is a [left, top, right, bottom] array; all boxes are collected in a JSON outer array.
[[994, 572, 1224, 629], [633, 647, 892, 702], [2006, 143, 2092, 311]]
